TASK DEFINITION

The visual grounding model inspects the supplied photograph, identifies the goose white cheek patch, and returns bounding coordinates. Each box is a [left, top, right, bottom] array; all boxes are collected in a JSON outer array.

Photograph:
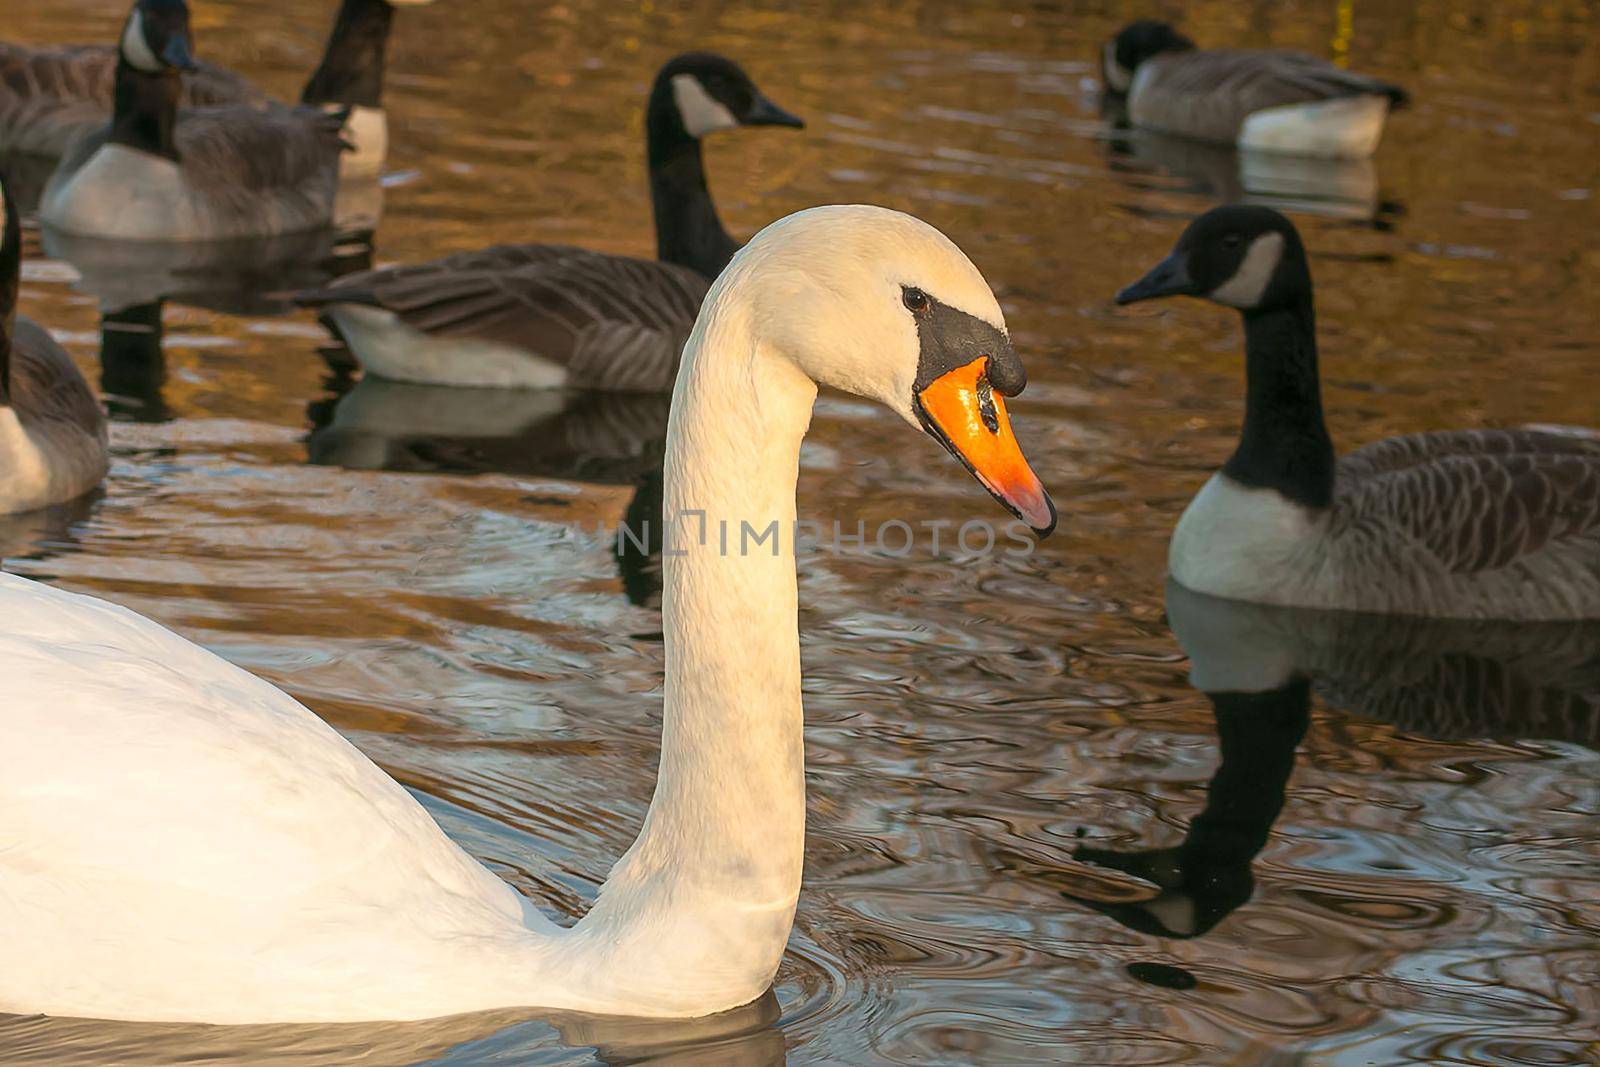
[[1103, 43, 1132, 92], [1210, 231, 1285, 308], [121, 10, 164, 73], [672, 74, 738, 138]]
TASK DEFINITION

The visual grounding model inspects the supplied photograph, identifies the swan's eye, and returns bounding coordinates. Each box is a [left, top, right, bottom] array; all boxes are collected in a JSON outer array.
[[903, 287, 930, 313], [1222, 232, 1243, 249]]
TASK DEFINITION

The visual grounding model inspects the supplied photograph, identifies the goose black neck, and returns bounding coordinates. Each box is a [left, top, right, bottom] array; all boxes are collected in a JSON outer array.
[[299, 0, 395, 108], [1223, 296, 1335, 509], [646, 98, 739, 279], [110, 59, 182, 161], [0, 189, 18, 406]]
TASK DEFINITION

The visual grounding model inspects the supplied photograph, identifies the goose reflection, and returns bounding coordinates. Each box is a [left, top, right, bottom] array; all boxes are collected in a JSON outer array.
[[1065, 580, 1600, 938], [41, 226, 360, 317], [1102, 98, 1395, 226], [0, 990, 783, 1066], [0, 491, 100, 566], [308, 377, 671, 607]]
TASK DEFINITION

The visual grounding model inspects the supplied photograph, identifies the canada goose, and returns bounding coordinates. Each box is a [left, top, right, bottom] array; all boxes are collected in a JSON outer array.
[[0, 0, 431, 178], [1116, 205, 1600, 620], [0, 204, 1054, 1024], [0, 175, 109, 514], [293, 52, 804, 391], [0, 42, 265, 161], [1102, 20, 1408, 158], [39, 0, 347, 243], [1063, 581, 1600, 940]]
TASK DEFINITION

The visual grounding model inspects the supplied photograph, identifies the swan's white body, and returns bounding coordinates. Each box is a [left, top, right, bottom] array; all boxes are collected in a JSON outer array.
[[0, 205, 1020, 1024]]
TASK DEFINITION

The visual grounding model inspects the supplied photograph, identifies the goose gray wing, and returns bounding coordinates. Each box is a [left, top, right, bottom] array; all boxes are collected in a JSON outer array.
[[1133, 50, 1408, 144], [0, 43, 267, 156], [301, 245, 711, 393], [1335, 429, 1600, 575], [11, 318, 106, 443], [166, 104, 346, 193]]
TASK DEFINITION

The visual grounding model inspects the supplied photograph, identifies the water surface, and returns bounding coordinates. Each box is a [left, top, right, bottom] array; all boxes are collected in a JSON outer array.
[[4, 1, 1598, 1063]]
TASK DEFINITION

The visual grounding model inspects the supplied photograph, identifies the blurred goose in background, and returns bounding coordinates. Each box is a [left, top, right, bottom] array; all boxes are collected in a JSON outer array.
[[1064, 581, 1600, 940], [293, 52, 804, 391], [39, 0, 347, 242], [0, 176, 108, 514], [0, 0, 431, 180], [0, 205, 1053, 1024], [1117, 205, 1600, 620], [1102, 20, 1408, 158]]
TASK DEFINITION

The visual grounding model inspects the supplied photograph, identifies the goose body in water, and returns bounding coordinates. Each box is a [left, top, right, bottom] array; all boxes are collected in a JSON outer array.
[[0, 176, 108, 514], [1102, 21, 1407, 159], [294, 53, 803, 391], [0, 204, 1054, 1024], [1117, 205, 1600, 620], [0, 0, 430, 179], [38, 0, 347, 243]]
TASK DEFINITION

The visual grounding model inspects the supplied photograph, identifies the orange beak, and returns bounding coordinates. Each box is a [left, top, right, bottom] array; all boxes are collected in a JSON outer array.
[[915, 357, 1056, 536]]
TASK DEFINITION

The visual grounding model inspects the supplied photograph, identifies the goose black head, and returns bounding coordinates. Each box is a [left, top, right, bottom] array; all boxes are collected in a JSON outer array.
[[1116, 205, 1311, 314], [120, 0, 197, 74], [652, 53, 804, 140], [1102, 20, 1195, 93]]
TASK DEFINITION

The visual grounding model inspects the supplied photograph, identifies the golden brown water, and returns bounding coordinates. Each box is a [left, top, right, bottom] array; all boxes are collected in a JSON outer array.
[[4, 1, 1599, 1063]]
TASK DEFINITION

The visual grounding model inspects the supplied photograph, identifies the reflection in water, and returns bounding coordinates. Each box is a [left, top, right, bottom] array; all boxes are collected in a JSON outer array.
[[99, 302, 170, 423], [1069, 581, 1600, 939], [0, 491, 99, 565], [1068, 680, 1310, 939], [1103, 98, 1396, 225], [307, 376, 669, 483], [0, 993, 783, 1066], [6, 0, 1598, 1061], [42, 227, 347, 317], [309, 377, 672, 607]]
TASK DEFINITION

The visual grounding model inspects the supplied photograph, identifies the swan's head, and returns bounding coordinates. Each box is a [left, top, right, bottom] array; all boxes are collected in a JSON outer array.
[[724, 205, 1055, 535], [1115, 205, 1310, 313], [1103, 20, 1194, 93], [651, 53, 805, 141], [120, 0, 197, 74]]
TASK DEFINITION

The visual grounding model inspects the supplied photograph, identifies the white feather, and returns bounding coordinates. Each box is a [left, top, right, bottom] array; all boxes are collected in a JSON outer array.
[[1168, 472, 1325, 604], [1102, 43, 1133, 93], [119, 10, 163, 74], [1239, 95, 1390, 159], [323, 304, 569, 389], [1210, 231, 1284, 309], [671, 74, 738, 138]]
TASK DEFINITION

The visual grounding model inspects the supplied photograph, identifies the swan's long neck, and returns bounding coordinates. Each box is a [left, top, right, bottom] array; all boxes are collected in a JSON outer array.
[[571, 282, 816, 1010], [646, 97, 740, 279], [1223, 296, 1335, 509], [299, 0, 396, 108]]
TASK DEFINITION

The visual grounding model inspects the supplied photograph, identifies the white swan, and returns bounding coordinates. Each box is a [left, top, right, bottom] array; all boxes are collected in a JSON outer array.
[[0, 204, 1055, 1025]]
